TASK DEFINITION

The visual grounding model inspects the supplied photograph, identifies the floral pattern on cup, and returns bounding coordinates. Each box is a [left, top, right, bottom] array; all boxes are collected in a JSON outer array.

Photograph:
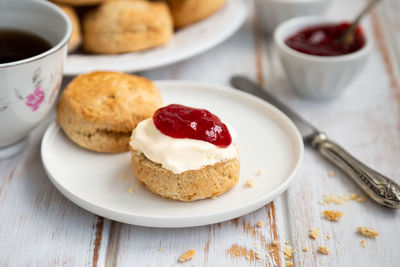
[[25, 86, 45, 111]]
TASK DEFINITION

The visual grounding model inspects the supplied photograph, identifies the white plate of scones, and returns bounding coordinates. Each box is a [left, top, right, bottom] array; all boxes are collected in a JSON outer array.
[[61, 0, 248, 75], [41, 73, 303, 227]]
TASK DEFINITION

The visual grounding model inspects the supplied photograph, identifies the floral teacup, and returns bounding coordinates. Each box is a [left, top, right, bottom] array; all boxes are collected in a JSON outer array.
[[0, 0, 71, 158]]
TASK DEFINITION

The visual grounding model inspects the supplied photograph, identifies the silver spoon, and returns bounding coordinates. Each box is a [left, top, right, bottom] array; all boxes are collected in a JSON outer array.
[[338, 0, 383, 45]]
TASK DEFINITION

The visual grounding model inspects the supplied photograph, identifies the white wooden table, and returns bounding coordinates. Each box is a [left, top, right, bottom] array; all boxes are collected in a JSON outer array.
[[1, 0, 399, 266]]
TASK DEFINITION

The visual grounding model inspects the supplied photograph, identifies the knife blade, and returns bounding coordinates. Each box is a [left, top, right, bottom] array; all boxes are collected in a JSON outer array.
[[231, 75, 400, 209], [231, 76, 319, 142]]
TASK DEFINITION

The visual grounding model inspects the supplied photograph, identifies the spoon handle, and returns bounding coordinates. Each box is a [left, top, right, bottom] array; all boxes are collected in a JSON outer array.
[[339, 0, 383, 44]]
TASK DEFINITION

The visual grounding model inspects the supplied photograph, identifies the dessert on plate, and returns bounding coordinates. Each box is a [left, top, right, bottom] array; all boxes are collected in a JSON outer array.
[[83, 0, 173, 54], [167, 0, 226, 28], [130, 104, 240, 201], [56, 71, 162, 153]]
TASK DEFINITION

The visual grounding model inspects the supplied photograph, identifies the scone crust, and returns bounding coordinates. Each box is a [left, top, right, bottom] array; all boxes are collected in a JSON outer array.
[[56, 4, 82, 52], [83, 1, 173, 54], [57, 71, 162, 153], [131, 150, 240, 201], [52, 0, 105, 6], [167, 0, 226, 28]]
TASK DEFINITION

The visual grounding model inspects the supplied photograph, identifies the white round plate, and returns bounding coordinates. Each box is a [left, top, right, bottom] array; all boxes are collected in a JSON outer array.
[[41, 81, 303, 228], [64, 0, 248, 75]]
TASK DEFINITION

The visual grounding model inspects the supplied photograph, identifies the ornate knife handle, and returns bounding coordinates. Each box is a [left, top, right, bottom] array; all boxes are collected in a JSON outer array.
[[311, 133, 400, 208]]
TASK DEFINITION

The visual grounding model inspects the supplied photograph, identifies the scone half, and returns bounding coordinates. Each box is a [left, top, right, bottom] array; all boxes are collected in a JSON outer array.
[[56, 71, 162, 153], [131, 150, 240, 201]]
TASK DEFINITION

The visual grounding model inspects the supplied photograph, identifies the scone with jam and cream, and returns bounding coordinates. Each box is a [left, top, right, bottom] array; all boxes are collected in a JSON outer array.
[[129, 104, 240, 201]]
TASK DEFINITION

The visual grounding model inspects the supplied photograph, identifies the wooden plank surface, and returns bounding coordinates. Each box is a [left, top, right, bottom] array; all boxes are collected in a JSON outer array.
[[0, 0, 399, 266]]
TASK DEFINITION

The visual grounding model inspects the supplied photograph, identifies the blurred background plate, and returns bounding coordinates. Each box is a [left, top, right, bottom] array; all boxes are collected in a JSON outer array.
[[64, 0, 248, 75]]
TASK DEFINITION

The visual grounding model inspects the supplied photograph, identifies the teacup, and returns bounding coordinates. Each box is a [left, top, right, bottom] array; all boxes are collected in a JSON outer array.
[[0, 0, 71, 158]]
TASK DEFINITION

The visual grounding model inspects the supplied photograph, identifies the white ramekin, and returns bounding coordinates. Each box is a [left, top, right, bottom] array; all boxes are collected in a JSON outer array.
[[256, 0, 331, 33], [274, 16, 372, 99]]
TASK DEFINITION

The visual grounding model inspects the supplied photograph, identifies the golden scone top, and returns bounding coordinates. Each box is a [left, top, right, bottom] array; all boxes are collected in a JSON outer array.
[[58, 71, 162, 133], [83, 1, 173, 54]]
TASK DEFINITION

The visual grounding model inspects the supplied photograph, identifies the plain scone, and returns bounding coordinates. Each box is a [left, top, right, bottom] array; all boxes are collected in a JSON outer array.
[[167, 0, 226, 28], [131, 150, 240, 201], [83, 0, 173, 54], [57, 71, 162, 153], [56, 4, 82, 52], [53, 0, 105, 6]]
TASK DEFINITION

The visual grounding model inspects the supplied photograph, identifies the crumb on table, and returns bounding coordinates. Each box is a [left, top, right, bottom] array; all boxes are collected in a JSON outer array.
[[272, 240, 279, 247], [255, 252, 262, 260], [309, 228, 321, 239], [256, 170, 263, 175], [178, 249, 195, 263], [283, 245, 294, 260], [286, 261, 294, 267], [246, 179, 254, 187], [318, 246, 330, 255], [357, 196, 367, 202], [119, 172, 126, 179], [127, 187, 134, 193], [256, 221, 263, 228], [319, 192, 369, 205], [327, 235, 332, 239], [302, 247, 308, 252], [360, 240, 367, 248], [323, 210, 344, 221], [358, 227, 379, 238]]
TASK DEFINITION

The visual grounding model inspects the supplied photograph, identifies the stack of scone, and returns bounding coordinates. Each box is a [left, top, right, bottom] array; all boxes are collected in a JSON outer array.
[[57, 76, 240, 201], [51, 0, 226, 54]]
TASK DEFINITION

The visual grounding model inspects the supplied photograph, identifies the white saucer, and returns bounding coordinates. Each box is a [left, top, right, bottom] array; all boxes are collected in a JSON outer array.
[[64, 0, 248, 75], [41, 81, 303, 228]]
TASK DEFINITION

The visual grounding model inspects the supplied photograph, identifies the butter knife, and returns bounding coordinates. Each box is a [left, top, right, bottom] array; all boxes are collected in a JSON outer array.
[[231, 76, 400, 208]]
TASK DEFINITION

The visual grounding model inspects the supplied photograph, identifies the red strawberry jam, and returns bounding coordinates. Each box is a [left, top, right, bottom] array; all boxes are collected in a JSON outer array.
[[285, 22, 365, 56], [153, 104, 232, 148]]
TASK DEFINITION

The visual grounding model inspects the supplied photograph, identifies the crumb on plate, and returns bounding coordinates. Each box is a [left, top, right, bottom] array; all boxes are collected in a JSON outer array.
[[256, 221, 263, 228], [302, 247, 308, 252], [246, 179, 254, 187], [256, 170, 263, 176], [360, 240, 367, 248], [127, 187, 134, 193], [328, 171, 335, 177], [286, 261, 294, 267]]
